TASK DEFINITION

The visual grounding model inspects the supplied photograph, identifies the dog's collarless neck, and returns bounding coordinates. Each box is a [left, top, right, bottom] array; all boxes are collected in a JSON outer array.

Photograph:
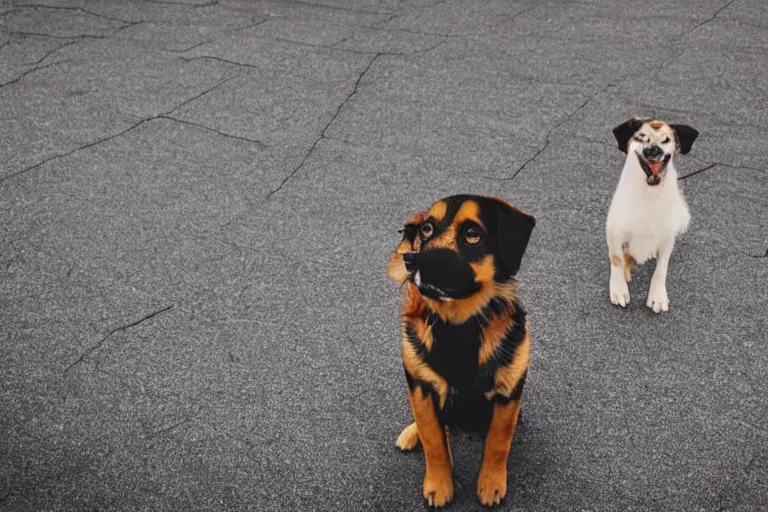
[[420, 279, 520, 325]]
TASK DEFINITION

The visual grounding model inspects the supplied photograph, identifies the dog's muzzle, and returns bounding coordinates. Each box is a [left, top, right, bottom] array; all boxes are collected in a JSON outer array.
[[637, 146, 670, 186], [402, 251, 418, 276], [402, 249, 479, 301]]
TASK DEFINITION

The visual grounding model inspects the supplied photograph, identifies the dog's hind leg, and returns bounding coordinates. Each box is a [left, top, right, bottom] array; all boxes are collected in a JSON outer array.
[[395, 422, 420, 451], [623, 250, 636, 282], [607, 232, 630, 306], [647, 237, 674, 313]]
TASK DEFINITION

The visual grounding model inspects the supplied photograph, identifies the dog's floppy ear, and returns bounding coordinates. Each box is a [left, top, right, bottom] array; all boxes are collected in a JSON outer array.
[[492, 199, 536, 277], [670, 124, 699, 155], [613, 118, 644, 153]]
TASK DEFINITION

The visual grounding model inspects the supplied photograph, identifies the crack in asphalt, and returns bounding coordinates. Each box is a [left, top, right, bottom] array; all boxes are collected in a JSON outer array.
[[147, 417, 192, 439], [234, 16, 269, 32], [482, 10, 749, 185], [160, 115, 267, 148], [224, 431, 257, 448], [399, 40, 446, 56], [115, 20, 143, 32], [7, 16, 144, 76], [64, 305, 174, 373], [503, 4, 539, 24], [371, 25, 463, 38], [0, 58, 71, 89], [282, 0, 392, 16], [160, 40, 213, 53], [266, 52, 381, 199], [179, 55, 264, 70], [485, 96, 592, 181], [1, 74, 239, 183], [273, 36, 349, 50], [144, 0, 218, 7], [2, 117, 152, 182], [14, 4, 137, 24], [24, 39, 78, 66], [10, 30, 106, 40], [167, 74, 238, 112], [678, 0, 739, 38], [744, 453, 760, 474], [272, 34, 446, 56]]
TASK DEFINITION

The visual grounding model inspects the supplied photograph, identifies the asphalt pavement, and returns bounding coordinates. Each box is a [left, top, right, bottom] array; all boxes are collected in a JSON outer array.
[[1, 0, 767, 510]]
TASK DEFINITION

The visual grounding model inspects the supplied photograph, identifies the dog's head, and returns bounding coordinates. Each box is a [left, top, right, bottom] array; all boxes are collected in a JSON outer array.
[[613, 118, 698, 186], [388, 195, 535, 320]]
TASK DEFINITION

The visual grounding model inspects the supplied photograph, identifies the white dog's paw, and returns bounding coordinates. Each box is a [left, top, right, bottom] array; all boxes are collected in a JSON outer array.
[[646, 282, 669, 313], [610, 277, 630, 307]]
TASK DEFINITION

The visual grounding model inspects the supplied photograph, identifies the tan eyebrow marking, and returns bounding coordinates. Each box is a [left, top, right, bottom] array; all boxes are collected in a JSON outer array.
[[427, 200, 447, 223], [453, 201, 485, 231]]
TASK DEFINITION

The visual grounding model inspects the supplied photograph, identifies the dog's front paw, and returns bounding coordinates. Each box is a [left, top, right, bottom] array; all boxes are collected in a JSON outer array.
[[423, 470, 454, 508], [395, 422, 419, 451], [610, 277, 630, 307], [646, 282, 669, 313], [477, 465, 507, 507]]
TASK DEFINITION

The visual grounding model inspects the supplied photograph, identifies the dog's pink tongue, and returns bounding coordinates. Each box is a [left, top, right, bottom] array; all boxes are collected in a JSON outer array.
[[648, 161, 663, 175]]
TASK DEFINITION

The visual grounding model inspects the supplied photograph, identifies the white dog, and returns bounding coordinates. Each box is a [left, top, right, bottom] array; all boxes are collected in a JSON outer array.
[[606, 118, 699, 313]]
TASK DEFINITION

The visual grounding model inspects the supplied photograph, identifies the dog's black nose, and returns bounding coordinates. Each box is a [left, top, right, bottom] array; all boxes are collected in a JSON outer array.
[[644, 145, 663, 159], [402, 252, 418, 274]]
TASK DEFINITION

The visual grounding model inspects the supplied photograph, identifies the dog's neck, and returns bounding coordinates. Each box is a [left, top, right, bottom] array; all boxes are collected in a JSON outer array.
[[620, 153, 680, 197], [404, 279, 520, 325]]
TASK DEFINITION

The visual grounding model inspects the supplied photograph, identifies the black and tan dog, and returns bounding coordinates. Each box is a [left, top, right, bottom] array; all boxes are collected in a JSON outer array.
[[387, 195, 535, 507]]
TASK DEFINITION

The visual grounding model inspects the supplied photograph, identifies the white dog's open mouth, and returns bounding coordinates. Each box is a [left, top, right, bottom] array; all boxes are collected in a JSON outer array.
[[636, 152, 671, 186], [646, 160, 663, 174]]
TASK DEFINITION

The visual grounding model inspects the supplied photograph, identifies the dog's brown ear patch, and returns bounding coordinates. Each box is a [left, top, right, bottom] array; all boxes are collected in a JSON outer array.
[[492, 199, 535, 277], [613, 118, 644, 153], [669, 123, 699, 155]]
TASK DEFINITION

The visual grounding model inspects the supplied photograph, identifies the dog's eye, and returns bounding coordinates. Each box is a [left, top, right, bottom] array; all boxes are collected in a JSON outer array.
[[420, 221, 434, 239], [662, 137, 670, 144], [465, 227, 482, 244]]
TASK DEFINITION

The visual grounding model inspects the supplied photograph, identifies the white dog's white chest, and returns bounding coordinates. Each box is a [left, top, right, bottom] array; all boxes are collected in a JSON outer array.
[[606, 162, 691, 265], [624, 232, 663, 264]]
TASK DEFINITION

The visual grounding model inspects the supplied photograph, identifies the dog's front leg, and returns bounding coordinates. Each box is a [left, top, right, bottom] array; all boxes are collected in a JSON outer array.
[[408, 385, 454, 508], [477, 398, 522, 506], [647, 237, 674, 313], [607, 232, 630, 306]]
